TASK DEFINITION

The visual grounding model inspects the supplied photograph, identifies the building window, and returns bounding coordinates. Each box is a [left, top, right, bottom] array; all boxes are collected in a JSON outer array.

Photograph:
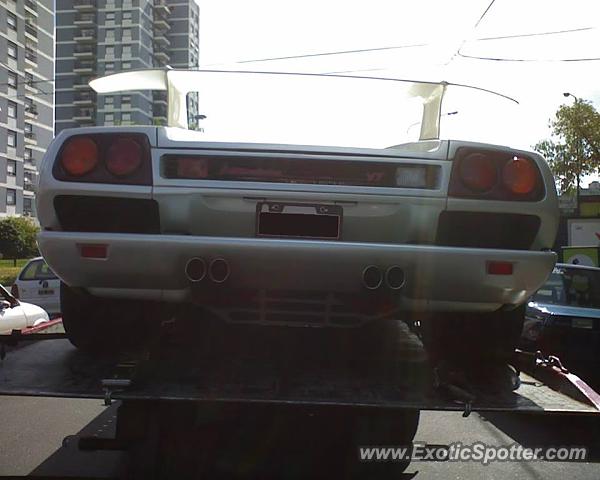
[[7, 72, 17, 88], [105, 62, 115, 71], [23, 197, 32, 214], [121, 95, 131, 106], [105, 96, 114, 105], [105, 113, 114, 124], [7, 101, 17, 118], [122, 11, 132, 20], [122, 112, 131, 122], [122, 28, 131, 38], [106, 12, 115, 20], [105, 46, 114, 57], [122, 45, 131, 57], [24, 148, 32, 161], [105, 29, 114, 39], [25, 72, 34, 87], [7, 130, 17, 148], [122, 62, 131, 70], [7, 41, 17, 59], [24, 123, 32, 134], [6, 189, 16, 206], [7, 12, 17, 31], [7, 160, 16, 176]]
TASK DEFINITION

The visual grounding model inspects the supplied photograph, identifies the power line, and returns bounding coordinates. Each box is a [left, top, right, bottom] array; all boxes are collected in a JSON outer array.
[[457, 51, 600, 62]]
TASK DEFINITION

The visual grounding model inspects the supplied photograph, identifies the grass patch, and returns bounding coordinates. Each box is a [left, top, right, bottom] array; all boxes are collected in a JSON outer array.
[[0, 259, 29, 287]]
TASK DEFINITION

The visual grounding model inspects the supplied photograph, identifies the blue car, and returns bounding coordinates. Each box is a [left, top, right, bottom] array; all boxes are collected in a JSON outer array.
[[523, 263, 600, 368]]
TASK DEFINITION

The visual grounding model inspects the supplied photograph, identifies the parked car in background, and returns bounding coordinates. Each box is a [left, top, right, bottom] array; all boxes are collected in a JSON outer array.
[[11, 257, 61, 317], [0, 283, 49, 334], [523, 264, 600, 370]]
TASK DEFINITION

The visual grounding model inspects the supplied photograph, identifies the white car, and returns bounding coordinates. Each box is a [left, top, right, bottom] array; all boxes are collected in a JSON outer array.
[[0, 284, 50, 335], [11, 257, 61, 317], [37, 70, 558, 359]]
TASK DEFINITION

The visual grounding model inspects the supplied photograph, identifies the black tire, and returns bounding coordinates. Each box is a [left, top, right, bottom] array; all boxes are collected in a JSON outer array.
[[60, 282, 161, 353], [349, 409, 420, 477], [420, 305, 525, 365]]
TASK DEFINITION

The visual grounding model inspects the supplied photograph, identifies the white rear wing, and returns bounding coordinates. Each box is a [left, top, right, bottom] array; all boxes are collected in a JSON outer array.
[[89, 69, 516, 141]]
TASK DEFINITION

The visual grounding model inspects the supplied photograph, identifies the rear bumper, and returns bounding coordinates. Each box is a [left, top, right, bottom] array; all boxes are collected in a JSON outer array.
[[38, 231, 556, 312]]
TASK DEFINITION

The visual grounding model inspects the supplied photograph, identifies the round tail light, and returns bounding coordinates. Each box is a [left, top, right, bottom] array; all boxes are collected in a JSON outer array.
[[503, 156, 537, 195], [106, 138, 143, 176], [60, 137, 98, 176], [458, 153, 497, 192]]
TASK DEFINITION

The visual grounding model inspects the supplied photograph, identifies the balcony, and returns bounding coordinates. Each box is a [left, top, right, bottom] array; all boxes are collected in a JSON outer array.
[[153, 17, 170, 30], [153, 49, 170, 64], [74, 13, 95, 26], [74, 92, 95, 105], [74, 44, 95, 58], [74, 28, 96, 42], [73, 78, 92, 90], [24, 0, 37, 15], [74, 0, 95, 10], [23, 180, 36, 193], [154, 0, 171, 16], [153, 33, 170, 46], [73, 108, 94, 121], [74, 60, 95, 74], [24, 104, 38, 117], [25, 48, 37, 64], [24, 132, 36, 143], [25, 20, 37, 39]]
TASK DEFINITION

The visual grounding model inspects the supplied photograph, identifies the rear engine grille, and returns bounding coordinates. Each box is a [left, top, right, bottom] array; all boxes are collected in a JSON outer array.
[[54, 195, 160, 234], [162, 155, 440, 189], [436, 211, 540, 250]]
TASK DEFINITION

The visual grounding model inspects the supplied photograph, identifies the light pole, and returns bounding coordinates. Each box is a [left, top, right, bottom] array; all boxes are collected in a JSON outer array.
[[563, 92, 582, 216]]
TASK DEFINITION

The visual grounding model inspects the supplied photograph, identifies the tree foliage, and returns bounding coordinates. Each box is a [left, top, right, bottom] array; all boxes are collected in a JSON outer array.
[[0, 217, 39, 263], [534, 99, 600, 193]]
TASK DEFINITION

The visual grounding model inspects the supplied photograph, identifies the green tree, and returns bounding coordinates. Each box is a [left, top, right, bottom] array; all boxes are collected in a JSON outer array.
[[534, 98, 600, 194], [0, 217, 39, 265]]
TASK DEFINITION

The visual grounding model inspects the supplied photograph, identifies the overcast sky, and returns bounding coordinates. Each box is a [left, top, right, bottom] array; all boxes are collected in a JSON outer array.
[[196, 0, 600, 183]]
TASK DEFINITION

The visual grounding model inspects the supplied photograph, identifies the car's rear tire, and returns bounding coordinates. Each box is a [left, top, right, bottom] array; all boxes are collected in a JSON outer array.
[[420, 305, 525, 365], [60, 282, 162, 354]]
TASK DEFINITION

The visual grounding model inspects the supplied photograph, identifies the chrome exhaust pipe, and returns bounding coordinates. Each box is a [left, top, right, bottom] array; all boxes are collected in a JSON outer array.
[[185, 257, 207, 283], [362, 265, 383, 290], [385, 265, 406, 290], [209, 257, 230, 284]]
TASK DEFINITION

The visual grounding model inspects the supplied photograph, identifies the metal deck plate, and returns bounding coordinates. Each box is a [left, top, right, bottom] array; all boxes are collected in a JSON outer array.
[[0, 321, 598, 414]]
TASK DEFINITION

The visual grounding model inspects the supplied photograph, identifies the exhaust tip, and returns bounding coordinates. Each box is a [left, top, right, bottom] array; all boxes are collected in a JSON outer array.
[[209, 257, 230, 284], [362, 265, 383, 290], [185, 257, 207, 283], [385, 265, 406, 290]]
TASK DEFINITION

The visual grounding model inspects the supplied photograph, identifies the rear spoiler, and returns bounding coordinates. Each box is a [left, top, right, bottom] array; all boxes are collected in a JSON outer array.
[[90, 69, 517, 140]]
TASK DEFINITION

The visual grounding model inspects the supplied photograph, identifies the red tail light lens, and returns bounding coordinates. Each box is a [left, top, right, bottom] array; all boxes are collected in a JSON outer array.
[[458, 153, 497, 192], [54, 133, 152, 186], [60, 137, 98, 176], [449, 148, 544, 201], [502, 156, 537, 195], [106, 138, 143, 176], [10, 284, 19, 299]]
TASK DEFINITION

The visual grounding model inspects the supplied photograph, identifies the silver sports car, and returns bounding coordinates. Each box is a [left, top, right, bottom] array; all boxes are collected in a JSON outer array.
[[37, 70, 558, 356]]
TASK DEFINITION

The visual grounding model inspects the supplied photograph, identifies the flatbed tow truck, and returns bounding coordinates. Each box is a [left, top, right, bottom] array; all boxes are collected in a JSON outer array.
[[1, 316, 599, 479]]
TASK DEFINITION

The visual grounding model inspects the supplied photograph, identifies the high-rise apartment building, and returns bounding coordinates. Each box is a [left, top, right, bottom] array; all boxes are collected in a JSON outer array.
[[55, 0, 199, 134], [0, 0, 54, 217]]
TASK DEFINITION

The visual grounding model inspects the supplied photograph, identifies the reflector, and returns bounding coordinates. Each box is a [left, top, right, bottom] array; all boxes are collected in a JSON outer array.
[[487, 261, 513, 275]]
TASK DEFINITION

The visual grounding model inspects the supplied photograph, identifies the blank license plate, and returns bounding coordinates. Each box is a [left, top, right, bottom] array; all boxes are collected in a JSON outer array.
[[256, 202, 342, 240]]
